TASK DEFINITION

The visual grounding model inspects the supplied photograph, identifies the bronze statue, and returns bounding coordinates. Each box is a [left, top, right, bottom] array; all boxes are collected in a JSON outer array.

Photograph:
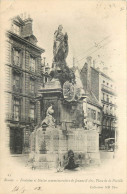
[[50, 25, 75, 86]]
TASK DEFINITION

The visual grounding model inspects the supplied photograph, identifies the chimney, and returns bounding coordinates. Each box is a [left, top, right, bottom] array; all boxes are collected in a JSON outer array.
[[86, 56, 92, 66], [86, 56, 92, 89], [22, 16, 33, 37]]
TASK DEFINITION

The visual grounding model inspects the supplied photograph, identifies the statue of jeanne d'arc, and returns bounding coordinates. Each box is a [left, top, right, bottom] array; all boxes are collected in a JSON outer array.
[[53, 25, 68, 66], [51, 25, 75, 85]]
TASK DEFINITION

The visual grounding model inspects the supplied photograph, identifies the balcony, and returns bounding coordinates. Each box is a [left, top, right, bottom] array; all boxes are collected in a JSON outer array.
[[28, 117, 37, 123], [13, 61, 21, 67], [13, 85, 22, 93], [101, 84, 116, 95], [6, 113, 37, 124], [6, 113, 20, 122], [12, 63, 22, 75], [29, 66, 36, 73], [29, 91, 36, 97], [103, 112, 116, 118]]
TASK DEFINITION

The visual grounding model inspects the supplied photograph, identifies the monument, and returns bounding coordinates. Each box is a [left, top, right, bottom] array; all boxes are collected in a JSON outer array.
[[29, 25, 100, 170]]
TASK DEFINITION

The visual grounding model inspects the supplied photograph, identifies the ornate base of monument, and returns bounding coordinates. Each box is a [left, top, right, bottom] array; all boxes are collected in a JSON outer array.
[[29, 153, 59, 169], [29, 76, 100, 170], [29, 126, 100, 170]]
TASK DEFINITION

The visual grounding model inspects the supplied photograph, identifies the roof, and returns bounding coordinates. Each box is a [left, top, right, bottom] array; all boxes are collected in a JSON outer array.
[[79, 66, 102, 109], [100, 72, 113, 81], [7, 31, 45, 53], [86, 84, 102, 108], [91, 66, 113, 81], [12, 16, 25, 26]]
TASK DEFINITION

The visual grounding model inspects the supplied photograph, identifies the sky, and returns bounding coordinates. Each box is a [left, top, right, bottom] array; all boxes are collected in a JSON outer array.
[[0, 0, 126, 82]]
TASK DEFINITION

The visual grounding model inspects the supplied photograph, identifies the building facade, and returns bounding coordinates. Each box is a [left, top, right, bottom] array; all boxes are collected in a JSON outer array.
[[99, 72, 117, 145], [5, 15, 50, 154], [80, 56, 117, 146], [80, 57, 102, 134]]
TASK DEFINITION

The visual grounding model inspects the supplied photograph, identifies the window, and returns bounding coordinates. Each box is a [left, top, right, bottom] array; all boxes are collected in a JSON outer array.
[[103, 93, 105, 101], [106, 105, 109, 114], [97, 112, 101, 121], [103, 119, 106, 126], [88, 108, 91, 118], [30, 79, 35, 93], [110, 106, 112, 115], [13, 74, 20, 92], [107, 95, 109, 102], [103, 80, 105, 83], [30, 57, 36, 72], [13, 98, 20, 121], [111, 120, 113, 128], [107, 83, 109, 86], [13, 24, 20, 35], [30, 103, 35, 120], [103, 105, 106, 114], [110, 96, 112, 103], [107, 119, 110, 127], [45, 77, 48, 83], [13, 49, 20, 66], [14, 74, 20, 87], [93, 110, 96, 120], [91, 110, 96, 120]]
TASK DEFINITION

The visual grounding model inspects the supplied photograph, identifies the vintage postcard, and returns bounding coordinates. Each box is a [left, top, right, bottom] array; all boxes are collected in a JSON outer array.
[[0, 0, 126, 193]]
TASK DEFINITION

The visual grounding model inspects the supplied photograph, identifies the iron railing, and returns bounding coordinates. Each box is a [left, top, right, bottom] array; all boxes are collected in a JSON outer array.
[[6, 113, 37, 124]]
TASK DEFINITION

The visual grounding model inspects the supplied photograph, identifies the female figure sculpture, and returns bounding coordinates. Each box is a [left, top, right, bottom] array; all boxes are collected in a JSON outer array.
[[53, 25, 68, 66], [51, 25, 75, 86]]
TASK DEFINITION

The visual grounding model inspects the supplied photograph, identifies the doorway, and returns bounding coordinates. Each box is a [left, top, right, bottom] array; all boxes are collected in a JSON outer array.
[[10, 127, 23, 154]]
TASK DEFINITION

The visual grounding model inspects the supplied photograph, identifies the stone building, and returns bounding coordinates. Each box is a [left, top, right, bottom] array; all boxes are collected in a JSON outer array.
[[80, 56, 117, 146], [99, 71, 117, 145], [79, 57, 102, 135], [5, 15, 50, 154]]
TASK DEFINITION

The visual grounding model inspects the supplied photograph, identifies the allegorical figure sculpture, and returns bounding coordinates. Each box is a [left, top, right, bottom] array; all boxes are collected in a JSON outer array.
[[41, 105, 55, 127], [50, 25, 75, 86], [53, 25, 68, 67]]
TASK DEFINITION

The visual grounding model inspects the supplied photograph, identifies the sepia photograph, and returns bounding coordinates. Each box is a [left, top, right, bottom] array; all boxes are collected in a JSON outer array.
[[0, 0, 126, 193]]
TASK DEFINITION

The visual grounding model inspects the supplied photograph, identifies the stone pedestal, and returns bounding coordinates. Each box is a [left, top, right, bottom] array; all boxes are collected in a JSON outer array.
[[29, 79, 100, 170], [86, 130, 100, 165], [29, 127, 100, 169]]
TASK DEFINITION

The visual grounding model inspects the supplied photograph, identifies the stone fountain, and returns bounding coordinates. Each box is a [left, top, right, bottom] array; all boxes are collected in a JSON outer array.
[[29, 25, 100, 170]]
